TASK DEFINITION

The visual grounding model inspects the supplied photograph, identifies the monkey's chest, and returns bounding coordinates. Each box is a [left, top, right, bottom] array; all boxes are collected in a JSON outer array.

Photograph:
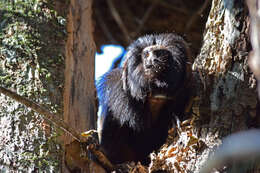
[[147, 97, 169, 123]]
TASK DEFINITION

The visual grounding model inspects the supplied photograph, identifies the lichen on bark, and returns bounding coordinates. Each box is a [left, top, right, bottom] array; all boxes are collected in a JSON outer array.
[[0, 0, 68, 171], [189, 0, 257, 172]]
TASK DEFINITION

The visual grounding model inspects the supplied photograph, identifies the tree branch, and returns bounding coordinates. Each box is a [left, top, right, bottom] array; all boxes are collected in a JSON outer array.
[[134, 0, 158, 37], [107, 0, 132, 43], [95, 8, 118, 44], [0, 86, 115, 170], [0, 86, 83, 142], [185, 0, 210, 32]]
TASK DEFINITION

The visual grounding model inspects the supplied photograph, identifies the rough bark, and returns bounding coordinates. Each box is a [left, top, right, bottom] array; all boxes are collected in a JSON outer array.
[[0, 0, 67, 171], [64, 0, 96, 142], [63, 0, 100, 172], [192, 0, 258, 172]]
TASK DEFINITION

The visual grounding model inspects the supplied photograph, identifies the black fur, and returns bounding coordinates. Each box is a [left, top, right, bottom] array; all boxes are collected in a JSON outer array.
[[97, 33, 191, 164]]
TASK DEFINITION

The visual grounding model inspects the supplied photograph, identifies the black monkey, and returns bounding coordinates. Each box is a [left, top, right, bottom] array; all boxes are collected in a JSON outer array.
[[96, 33, 192, 164]]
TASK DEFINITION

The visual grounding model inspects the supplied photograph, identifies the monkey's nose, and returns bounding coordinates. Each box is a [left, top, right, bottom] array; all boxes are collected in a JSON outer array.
[[144, 59, 153, 69], [145, 64, 153, 69]]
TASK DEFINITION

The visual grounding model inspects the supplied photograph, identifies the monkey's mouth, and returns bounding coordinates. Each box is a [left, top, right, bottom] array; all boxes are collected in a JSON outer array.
[[149, 94, 174, 100], [144, 68, 154, 75], [144, 68, 158, 78], [144, 65, 165, 78], [153, 94, 167, 99]]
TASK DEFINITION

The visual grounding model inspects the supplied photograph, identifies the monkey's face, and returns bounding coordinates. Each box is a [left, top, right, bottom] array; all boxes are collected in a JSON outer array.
[[141, 45, 173, 79], [122, 34, 190, 100]]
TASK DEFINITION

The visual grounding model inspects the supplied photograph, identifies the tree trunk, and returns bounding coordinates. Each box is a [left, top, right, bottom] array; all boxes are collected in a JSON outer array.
[[0, 0, 67, 171], [63, 0, 100, 172], [192, 0, 258, 172], [64, 0, 96, 143]]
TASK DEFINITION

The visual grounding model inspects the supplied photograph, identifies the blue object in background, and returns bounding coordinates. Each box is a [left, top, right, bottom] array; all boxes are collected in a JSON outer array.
[[95, 45, 125, 80], [95, 45, 125, 118]]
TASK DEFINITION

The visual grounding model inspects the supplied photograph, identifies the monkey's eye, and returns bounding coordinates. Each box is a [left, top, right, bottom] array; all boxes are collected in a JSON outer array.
[[143, 51, 149, 58], [153, 49, 171, 59]]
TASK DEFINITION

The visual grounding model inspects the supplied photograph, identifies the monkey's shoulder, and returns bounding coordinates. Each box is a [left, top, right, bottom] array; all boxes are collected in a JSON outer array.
[[97, 68, 144, 128], [96, 68, 128, 109], [97, 68, 124, 96]]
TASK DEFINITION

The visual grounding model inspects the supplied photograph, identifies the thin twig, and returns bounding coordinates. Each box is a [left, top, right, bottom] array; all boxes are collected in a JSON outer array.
[[88, 144, 115, 171], [95, 8, 118, 44], [0, 86, 83, 142], [185, 0, 211, 32], [143, 0, 189, 14], [134, 0, 158, 37], [107, 0, 132, 43]]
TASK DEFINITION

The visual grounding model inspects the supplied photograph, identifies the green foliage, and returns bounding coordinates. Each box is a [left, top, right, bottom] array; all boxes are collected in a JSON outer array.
[[0, 0, 68, 172]]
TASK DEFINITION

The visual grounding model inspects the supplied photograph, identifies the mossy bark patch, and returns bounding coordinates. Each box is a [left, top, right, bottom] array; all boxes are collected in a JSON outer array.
[[0, 0, 68, 171]]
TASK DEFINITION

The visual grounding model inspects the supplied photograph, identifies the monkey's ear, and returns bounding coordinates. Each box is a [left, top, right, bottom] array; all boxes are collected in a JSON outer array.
[[122, 59, 128, 91]]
